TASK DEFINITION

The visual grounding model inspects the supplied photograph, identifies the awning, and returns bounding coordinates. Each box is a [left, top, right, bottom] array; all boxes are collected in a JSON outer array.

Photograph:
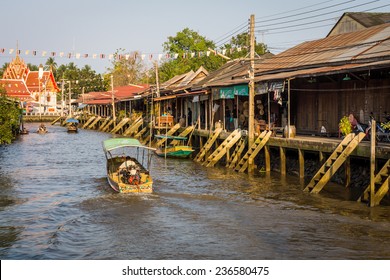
[[212, 85, 248, 100], [154, 95, 177, 101], [154, 90, 207, 101]]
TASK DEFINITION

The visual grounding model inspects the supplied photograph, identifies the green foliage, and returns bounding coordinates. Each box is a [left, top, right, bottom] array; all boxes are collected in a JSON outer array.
[[0, 63, 9, 78], [117, 110, 127, 121], [158, 28, 225, 82], [0, 89, 21, 144], [339, 116, 352, 136], [55, 62, 107, 99], [106, 49, 146, 87], [222, 32, 268, 59], [157, 28, 269, 83], [381, 121, 390, 130]]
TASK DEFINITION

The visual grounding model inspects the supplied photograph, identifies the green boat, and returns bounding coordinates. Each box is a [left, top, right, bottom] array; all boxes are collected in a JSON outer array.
[[154, 135, 194, 159]]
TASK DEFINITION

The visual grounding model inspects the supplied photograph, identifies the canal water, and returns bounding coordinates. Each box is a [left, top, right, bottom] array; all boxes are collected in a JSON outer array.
[[0, 123, 389, 260]]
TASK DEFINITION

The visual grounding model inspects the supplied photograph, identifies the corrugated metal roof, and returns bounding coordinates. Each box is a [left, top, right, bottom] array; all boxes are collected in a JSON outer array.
[[253, 23, 390, 76], [194, 52, 274, 88], [254, 59, 390, 82]]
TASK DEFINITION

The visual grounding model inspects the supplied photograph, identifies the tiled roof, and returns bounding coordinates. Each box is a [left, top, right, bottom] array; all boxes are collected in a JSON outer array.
[[82, 84, 149, 105], [25, 71, 60, 92], [0, 79, 31, 100]]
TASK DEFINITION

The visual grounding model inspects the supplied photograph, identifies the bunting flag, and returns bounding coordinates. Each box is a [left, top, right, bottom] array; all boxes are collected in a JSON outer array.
[[0, 46, 249, 61]]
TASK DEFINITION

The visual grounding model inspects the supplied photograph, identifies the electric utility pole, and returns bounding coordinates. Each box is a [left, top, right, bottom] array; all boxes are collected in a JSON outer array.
[[111, 75, 116, 124], [248, 14, 255, 148]]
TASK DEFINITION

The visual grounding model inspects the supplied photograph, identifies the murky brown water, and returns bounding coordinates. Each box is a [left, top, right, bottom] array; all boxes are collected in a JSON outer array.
[[0, 123, 389, 259]]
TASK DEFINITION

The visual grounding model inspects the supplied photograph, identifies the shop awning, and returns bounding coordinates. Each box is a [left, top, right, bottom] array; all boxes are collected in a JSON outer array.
[[154, 90, 207, 101]]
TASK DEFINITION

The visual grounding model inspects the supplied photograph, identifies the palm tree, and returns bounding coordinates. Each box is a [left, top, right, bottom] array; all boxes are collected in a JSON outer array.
[[45, 57, 57, 73]]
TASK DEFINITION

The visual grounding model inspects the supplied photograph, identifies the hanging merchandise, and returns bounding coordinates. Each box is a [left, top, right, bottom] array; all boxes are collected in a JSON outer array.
[[273, 89, 280, 101]]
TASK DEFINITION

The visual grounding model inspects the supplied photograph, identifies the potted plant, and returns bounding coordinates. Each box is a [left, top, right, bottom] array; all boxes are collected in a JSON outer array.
[[339, 116, 352, 136]]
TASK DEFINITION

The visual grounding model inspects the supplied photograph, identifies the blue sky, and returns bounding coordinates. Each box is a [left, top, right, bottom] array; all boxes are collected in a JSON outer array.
[[1, 0, 389, 73]]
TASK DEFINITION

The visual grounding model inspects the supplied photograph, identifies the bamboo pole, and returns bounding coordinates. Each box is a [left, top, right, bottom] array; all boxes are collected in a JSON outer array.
[[370, 119, 376, 207]]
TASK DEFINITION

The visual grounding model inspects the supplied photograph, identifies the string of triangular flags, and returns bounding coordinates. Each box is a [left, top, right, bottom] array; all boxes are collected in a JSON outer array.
[[0, 47, 249, 61]]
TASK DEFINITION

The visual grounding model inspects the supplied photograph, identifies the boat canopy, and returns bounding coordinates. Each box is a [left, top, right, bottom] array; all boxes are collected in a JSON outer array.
[[65, 118, 79, 123], [103, 138, 155, 152]]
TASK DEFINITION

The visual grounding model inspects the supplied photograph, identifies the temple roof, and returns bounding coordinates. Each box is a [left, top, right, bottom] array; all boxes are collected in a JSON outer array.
[[0, 54, 60, 100]]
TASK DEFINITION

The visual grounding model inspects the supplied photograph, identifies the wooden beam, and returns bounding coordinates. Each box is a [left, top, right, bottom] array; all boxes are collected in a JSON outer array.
[[345, 157, 351, 188], [265, 146, 271, 172], [207, 48, 231, 60], [370, 119, 376, 207], [298, 149, 304, 179], [319, 151, 325, 164], [280, 147, 286, 175]]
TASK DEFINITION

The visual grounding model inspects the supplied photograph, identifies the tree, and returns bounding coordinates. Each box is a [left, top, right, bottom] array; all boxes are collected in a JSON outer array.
[[0, 89, 21, 144], [222, 32, 268, 59], [0, 63, 9, 78], [106, 49, 146, 87], [158, 28, 225, 82], [55, 63, 106, 99], [45, 57, 58, 73]]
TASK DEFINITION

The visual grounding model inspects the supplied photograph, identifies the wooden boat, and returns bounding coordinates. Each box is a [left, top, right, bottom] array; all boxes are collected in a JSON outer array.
[[65, 118, 79, 133], [103, 138, 156, 193], [37, 125, 48, 134], [67, 124, 78, 133], [154, 135, 194, 158], [20, 127, 29, 135]]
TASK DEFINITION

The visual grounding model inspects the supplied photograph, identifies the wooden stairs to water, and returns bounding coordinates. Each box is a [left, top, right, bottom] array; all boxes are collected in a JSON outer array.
[[358, 159, 389, 206], [98, 118, 110, 131], [87, 116, 102, 129], [135, 122, 153, 140], [101, 119, 114, 132], [234, 130, 272, 173], [169, 125, 195, 146], [123, 117, 143, 136], [226, 136, 247, 168], [154, 123, 181, 148], [110, 118, 130, 134], [194, 128, 223, 163], [51, 116, 63, 125], [202, 129, 242, 167], [82, 116, 96, 129], [304, 132, 366, 194]]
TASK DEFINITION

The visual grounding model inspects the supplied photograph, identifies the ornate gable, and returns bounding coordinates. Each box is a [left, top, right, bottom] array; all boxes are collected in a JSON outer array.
[[2, 55, 29, 80]]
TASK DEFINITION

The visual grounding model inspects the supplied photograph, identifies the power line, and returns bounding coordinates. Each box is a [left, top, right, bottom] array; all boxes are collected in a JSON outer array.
[[256, 0, 379, 28], [256, 0, 355, 23], [258, 0, 337, 19], [256, 17, 338, 33], [214, 24, 249, 49], [214, 21, 248, 44]]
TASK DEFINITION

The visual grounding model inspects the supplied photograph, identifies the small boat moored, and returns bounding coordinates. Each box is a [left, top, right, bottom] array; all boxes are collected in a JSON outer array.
[[103, 138, 156, 193], [20, 127, 29, 135], [154, 135, 194, 159]]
